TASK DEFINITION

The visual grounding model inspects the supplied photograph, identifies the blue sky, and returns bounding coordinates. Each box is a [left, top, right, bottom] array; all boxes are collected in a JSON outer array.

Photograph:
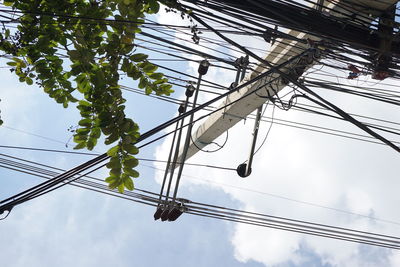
[[1, 2, 400, 267], [0, 60, 266, 267]]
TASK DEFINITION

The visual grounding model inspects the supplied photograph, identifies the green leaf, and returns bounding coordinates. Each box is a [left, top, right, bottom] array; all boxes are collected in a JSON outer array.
[[148, 0, 160, 13], [68, 50, 81, 61], [123, 157, 139, 168], [159, 84, 173, 93], [73, 134, 87, 142], [138, 77, 147, 89], [90, 127, 101, 139], [130, 53, 148, 62], [122, 135, 132, 144], [124, 167, 139, 178], [149, 72, 163, 80], [0, 0, 173, 189], [78, 118, 92, 127], [110, 168, 122, 177], [121, 120, 132, 133], [25, 77, 33, 85], [131, 123, 139, 132], [108, 180, 120, 190], [76, 128, 90, 135], [78, 100, 91, 107], [105, 133, 119, 145], [86, 138, 97, 150], [106, 157, 122, 169], [77, 78, 91, 93], [122, 143, 139, 154], [145, 86, 152, 95], [123, 175, 134, 190], [105, 176, 117, 183], [3, 1, 14, 7], [117, 183, 125, 193], [101, 126, 113, 135], [73, 142, 86, 149], [107, 145, 120, 157], [142, 63, 158, 73]]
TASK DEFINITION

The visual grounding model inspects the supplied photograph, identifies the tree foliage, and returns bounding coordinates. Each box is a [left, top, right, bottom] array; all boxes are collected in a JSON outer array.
[[0, 0, 177, 192]]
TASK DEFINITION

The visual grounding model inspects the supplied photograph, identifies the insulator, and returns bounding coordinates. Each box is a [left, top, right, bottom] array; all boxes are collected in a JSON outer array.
[[236, 163, 251, 178], [348, 64, 361, 74], [306, 52, 314, 64], [198, 60, 210, 75], [178, 103, 186, 114], [234, 57, 242, 68], [372, 71, 391, 80], [185, 84, 195, 97], [229, 82, 237, 90], [281, 76, 289, 85], [160, 208, 170, 221], [294, 65, 306, 76], [153, 207, 163, 220], [168, 205, 183, 221], [263, 31, 272, 43], [313, 49, 321, 59], [347, 72, 359, 79], [241, 55, 249, 67]]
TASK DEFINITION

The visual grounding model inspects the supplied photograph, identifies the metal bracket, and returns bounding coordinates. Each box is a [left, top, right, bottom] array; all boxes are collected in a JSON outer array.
[[237, 105, 263, 178]]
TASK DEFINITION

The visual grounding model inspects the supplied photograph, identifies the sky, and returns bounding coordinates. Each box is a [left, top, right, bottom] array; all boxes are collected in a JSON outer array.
[[1, 1, 400, 267]]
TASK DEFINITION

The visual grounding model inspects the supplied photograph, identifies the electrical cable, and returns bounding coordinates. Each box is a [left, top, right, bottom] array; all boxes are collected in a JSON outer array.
[[190, 128, 229, 153], [2, 151, 400, 227], [0, 50, 312, 213], [187, 11, 400, 153], [2, 153, 400, 250]]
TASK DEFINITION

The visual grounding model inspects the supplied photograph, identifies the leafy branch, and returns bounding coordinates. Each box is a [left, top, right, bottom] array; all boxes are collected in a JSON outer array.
[[0, 0, 177, 192]]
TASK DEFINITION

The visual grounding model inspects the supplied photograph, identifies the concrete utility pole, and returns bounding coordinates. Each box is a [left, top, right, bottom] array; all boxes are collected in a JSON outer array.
[[176, 0, 398, 165]]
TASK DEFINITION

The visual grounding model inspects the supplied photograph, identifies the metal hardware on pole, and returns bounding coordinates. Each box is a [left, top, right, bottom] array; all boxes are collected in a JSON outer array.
[[236, 104, 263, 178], [240, 55, 249, 81], [316, 0, 324, 12], [167, 60, 210, 221], [154, 84, 195, 220]]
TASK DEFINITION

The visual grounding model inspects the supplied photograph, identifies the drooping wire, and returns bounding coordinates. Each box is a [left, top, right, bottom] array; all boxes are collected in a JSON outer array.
[[1, 152, 400, 249]]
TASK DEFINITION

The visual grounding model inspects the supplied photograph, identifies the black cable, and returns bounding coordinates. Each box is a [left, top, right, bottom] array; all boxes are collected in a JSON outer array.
[[0, 50, 311, 213], [2, 153, 400, 249], [188, 12, 400, 153], [3, 151, 400, 227], [121, 81, 400, 147], [190, 129, 229, 153]]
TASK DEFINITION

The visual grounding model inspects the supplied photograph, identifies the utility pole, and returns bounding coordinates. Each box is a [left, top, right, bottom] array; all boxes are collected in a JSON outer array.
[[175, 0, 398, 166]]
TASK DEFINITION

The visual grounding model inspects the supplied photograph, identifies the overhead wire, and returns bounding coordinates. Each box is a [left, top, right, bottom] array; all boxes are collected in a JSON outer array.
[[1, 152, 400, 249], [119, 83, 400, 146], [2, 150, 400, 228], [0, 49, 312, 213], [1, 0, 400, 248], [186, 8, 400, 153]]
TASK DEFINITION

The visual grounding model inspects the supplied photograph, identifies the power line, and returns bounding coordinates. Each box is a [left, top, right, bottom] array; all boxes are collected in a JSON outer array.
[[0, 145, 236, 171], [0, 50, 312, 213], [1, 153, 400, 249]]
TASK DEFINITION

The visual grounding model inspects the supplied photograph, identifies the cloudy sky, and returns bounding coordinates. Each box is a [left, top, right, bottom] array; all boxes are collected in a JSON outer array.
[[1, 1, 400, 267]]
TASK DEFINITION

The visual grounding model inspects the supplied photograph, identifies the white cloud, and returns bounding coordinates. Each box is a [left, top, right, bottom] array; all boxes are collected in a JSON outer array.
[[232, 224, 301, 265]]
